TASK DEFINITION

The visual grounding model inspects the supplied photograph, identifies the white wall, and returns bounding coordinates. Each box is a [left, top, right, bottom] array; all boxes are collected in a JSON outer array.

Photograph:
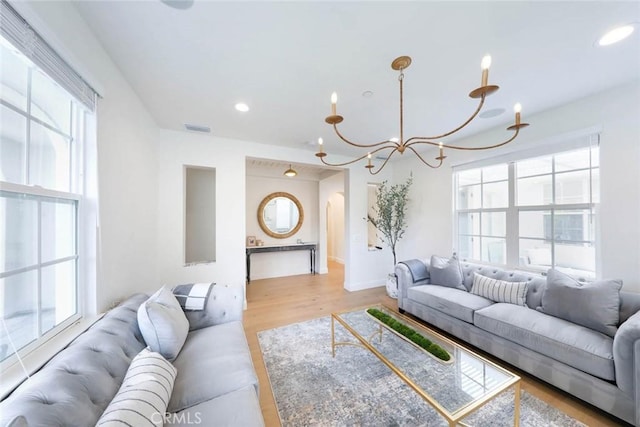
[[156, 130, 395, 293], [344, 167, 397, 291], [394, 80, 640, 293], [157, 131, 246, 289], [14, 1, 160, 312], [327, 192, 345, 264], [245, 175, 319, 280]]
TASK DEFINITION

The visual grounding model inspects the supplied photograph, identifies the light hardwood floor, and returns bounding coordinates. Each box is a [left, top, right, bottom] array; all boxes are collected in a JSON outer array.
[[243, 262, 625, 427]]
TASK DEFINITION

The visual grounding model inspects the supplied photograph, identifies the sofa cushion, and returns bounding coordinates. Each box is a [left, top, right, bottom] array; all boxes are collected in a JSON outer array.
[[138, 286, 190, 361], [165, 386, 264, 427], [470, 273, 528, 306], [407, 285, 494, 324], [96, 348, 177, 427], [168, 320, 259, 413], [537, 269, 622, 337], [475, 303, 615, 381], [0, 294, 148, 427], [429, 255, 465, 290]]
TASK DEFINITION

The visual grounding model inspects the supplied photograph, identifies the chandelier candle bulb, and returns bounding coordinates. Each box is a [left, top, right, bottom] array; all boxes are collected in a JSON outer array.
[[331, 92, 337, 115], [439, 142, 444, 158], [318, 137, 324, 153], [481, 55, 491, 86], [514, 103, 522, 126], [367, 152, 372, 165]]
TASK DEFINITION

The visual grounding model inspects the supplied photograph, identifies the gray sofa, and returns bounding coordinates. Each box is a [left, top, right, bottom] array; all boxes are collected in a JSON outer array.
[[0, 286, 264, 427], [396, 257, 640, 426]]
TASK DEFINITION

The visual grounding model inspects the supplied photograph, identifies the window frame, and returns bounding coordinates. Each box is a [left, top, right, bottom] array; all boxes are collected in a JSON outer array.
[[0, 35, 90, 368], [453, 133, 600, 278]]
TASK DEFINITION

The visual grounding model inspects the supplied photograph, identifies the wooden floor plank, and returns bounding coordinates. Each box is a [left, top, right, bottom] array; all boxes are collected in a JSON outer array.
[[243, 262, 623, 427]]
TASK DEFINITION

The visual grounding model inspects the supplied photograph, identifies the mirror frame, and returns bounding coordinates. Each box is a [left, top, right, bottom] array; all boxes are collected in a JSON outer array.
[[257, 192, 304, 239]]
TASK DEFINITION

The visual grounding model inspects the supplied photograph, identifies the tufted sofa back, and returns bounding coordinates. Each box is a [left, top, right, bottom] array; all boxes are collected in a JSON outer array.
[[458, 260, 640, 322], [459, 261, 548, 309], [0, 293, 148, 427]]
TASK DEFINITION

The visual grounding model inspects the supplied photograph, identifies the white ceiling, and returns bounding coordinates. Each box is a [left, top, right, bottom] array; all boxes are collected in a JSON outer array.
[[73, 1, 640, 160]]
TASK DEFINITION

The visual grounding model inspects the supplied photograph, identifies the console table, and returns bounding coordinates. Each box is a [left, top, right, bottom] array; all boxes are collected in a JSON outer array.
[[246, 243, 316, 283]]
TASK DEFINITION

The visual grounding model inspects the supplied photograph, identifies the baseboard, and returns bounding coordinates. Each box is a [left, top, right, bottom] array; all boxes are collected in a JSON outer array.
[[344, 279, 384, 292], [327, 256, 345, 265]]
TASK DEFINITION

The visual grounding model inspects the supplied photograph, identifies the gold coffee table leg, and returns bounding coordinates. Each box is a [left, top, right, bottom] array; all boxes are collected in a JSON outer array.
[[514, 381, 521, 427], [331, 316, 336, 357]]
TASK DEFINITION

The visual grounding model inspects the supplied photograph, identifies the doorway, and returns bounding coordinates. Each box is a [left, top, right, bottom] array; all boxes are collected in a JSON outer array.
[[326, 192, 345, 270]]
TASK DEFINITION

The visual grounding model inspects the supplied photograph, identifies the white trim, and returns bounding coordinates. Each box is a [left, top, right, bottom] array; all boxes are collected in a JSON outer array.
[[344, 279, 385, 292], [0, 182, 81, 201]]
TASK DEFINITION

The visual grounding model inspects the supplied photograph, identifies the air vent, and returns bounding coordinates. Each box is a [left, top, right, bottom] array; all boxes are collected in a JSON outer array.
[[184, 124, 211, 133]]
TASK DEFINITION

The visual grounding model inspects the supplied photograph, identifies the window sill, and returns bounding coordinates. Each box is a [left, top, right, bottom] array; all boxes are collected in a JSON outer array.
[[0, 314, 103, 399]]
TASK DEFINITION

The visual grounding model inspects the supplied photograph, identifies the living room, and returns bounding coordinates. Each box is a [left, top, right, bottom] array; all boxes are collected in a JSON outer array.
[[1, 1, 639, 426]]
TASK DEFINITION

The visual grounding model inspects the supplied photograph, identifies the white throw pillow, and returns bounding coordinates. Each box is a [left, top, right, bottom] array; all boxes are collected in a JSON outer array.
[[96, 348, 177, 427], [137, 285, 189, 361], [470, 273, 528, 306]]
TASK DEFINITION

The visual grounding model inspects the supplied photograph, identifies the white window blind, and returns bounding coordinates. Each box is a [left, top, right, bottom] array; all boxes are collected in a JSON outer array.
[[0, 0, 97, 111]]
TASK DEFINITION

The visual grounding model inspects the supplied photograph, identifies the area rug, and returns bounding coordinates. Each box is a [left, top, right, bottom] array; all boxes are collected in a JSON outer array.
[[258, 316, 585, 427]]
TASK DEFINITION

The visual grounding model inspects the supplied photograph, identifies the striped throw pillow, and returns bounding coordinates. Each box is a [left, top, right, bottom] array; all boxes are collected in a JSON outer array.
[[470, 273, 528, 306], [96, 348, 177, 427]]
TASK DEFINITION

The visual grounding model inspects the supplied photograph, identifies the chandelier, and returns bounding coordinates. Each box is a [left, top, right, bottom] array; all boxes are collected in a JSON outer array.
[[315, 55, 529, 174]]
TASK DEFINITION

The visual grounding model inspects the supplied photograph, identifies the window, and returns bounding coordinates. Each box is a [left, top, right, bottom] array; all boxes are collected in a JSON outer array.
[[1, 2, 97, 365], [516, 146, 598, 277], [457, 165, 508, 264], [454, 142, 599, 279]]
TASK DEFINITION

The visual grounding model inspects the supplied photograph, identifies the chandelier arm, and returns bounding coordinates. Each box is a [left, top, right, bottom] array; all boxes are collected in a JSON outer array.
[[406, 126, 520, 152], [405, 146, 444, 169], [368, 147, 401, 175], [317, 152, 371, 168], [444, 127, 520, 151], [333, 124, 400, 149], [403, 95, 486, 144]]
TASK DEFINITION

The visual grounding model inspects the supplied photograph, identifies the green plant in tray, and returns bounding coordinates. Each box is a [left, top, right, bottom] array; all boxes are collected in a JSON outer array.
[[367, 308, 451, 362]]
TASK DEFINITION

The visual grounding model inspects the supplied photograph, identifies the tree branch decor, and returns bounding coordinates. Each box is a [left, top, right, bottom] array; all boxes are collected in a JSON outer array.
[[369, 174, 413, 267], [366, 308, 451, 362]]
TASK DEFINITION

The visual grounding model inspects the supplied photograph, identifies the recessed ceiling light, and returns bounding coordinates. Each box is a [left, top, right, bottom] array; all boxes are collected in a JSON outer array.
[[235, 102, 250, 112], [390, 137, 399, 143], [598, 24, 635, 46], [362, 90, 374, 98]]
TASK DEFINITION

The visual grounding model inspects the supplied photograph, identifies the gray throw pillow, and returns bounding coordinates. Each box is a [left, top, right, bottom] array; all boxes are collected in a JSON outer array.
[[537, 269, 622, 337], [470, 273, 528, 306], [137, 286, 189, 361], [429, 255, 465, 290]]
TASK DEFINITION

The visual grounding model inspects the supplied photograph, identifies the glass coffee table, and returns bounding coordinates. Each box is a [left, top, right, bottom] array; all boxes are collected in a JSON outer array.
[[331, 305, 521, 426]]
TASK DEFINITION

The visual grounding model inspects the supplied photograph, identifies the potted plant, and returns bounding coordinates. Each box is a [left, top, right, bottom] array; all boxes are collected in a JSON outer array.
[[368, 174, 413, 298]]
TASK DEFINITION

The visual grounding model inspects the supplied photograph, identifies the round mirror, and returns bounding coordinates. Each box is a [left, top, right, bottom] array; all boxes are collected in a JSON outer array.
[[258, 192, 304, 239]]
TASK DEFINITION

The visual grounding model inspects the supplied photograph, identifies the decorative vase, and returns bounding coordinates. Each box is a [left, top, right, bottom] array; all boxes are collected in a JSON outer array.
[[386, 273, 398, 299]]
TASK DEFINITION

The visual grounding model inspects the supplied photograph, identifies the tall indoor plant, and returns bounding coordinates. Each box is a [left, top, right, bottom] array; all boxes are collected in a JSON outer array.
[[369, 175, 413, 297]]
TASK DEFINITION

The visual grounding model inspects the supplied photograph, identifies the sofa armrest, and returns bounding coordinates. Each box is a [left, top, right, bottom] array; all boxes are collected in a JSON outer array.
[[613, 311, 640, 405], [185, 285, 244, 331], [395, 260, 430, 308]]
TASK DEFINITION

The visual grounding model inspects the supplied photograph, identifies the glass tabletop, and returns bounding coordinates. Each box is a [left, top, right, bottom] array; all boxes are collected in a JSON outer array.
[[332, 305, 520, 420]]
